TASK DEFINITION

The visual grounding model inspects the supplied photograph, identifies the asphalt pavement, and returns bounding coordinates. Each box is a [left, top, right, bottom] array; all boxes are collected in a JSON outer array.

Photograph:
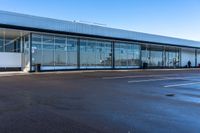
[[0, 69, 200, 133]]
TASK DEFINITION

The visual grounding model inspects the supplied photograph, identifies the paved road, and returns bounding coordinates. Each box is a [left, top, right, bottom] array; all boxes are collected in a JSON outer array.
[[0, 69, 200, 133]]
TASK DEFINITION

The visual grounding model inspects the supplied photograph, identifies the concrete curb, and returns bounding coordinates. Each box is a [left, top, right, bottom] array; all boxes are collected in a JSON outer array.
[[0, 68, 200, 77]]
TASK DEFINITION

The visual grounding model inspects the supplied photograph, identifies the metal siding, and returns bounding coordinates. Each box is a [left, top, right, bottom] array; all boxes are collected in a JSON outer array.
[[0, 10, 200, 48]]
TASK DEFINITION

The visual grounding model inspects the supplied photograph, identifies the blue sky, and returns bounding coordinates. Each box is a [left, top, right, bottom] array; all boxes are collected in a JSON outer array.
[[0, 0, 200, 41]]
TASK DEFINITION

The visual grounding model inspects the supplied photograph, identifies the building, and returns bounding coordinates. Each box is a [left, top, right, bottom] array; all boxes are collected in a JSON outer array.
[[0, 10, 200, 72]]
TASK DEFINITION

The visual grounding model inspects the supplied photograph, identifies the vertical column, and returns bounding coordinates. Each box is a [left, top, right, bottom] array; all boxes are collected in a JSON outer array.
[[20, 32, 23, 70], [149, 45, 151, 67], [20, 32, 23, 53], [179, 48, 182, 67], [139, 44, 143, 68], [3, 30, 5, 52], [29, 33, 33, 72], [112, 41, 115, 69], [41, 35, 44, 69], [65, 37, 67, 67], [145, 44, 148, 64], [53, 35, 56, 70], [77, 38, 80, 69], [163, 47, 166, 68], [195, 49, 197, 67]]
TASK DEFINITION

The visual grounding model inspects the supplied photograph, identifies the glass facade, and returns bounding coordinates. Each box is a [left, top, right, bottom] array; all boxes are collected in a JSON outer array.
[[32, 34, 78, 70], [80, 39, 112, 69], [0, 28, 199, 72], [30, 33, 185, 71], [141, 45, 180, 68], [115, 42, 141, 68]]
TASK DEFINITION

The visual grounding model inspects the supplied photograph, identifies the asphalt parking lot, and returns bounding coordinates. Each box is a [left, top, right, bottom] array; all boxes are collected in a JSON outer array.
[[0, 69, 200, 133]]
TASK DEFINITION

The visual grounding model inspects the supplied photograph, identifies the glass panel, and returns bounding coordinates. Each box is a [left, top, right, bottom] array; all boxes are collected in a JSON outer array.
[[55, 37, 66, 66], [142, 45, 181, 68], [141, 45, 149, 65], [31, 34, 78, 70], [141, 45, 163, 68], [5, 39, 15, 52], [66, 38, 78, 68], [32, 34, 42, 43], [32, 34, 42, 65], [4, 36, 21, 53], [0, 31, 3, 52], [0, 29, 29, 53], [32, 43, 42, 65], [80, 39, 112, 69], [115, 42, 140, 68], [166, 51, 179, 67], [164, 46, 180, 68], [43, 35, 54, 66], [0, 39, 3, 52], [149, 50, 163, 67]]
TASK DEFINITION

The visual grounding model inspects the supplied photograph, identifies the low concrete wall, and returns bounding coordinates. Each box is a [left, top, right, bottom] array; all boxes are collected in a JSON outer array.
[[0, 52, 22, 68]]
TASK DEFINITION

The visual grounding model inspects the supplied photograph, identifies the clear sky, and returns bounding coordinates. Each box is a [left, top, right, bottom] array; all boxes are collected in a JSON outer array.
[[0, 0, 200, 41]]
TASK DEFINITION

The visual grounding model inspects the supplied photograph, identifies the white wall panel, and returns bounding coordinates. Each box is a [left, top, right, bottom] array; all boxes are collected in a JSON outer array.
[[0, 52, 21, 67]]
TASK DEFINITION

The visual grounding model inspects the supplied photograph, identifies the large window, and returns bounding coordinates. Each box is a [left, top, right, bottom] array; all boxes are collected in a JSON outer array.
[[43, 35, 54, 67], [115, 42, 141, 68], [0, 37, 3, 52], [141, 45, 163, 67], [141, 45, 180, 68], [66, 38, 78, 68], [32, 34, 42, 65], [149, 50, 163, 67], [165, 49, 180, 67], [55, 37, 66, 66], [80, 39, 112, 69], [32, 34, 78, 70], [0, 29, 24, 53], [31, 33, 185, 70]]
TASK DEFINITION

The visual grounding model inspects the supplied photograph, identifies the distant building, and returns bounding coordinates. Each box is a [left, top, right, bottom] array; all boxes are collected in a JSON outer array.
[[0, 10, 199, 72]]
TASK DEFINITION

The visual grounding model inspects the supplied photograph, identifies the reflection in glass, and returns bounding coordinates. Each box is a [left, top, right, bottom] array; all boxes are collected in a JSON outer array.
[[80, 39, 112, 68], [66, 38, 77, 68], [115, 42, 140, 68], [32, 34, 78, 70], [141, 45, 180, 68], [32, 34, 42, 65], [43, 35, 54, 66], [0, 39, 3, 52], [165, 50, 179, 67], [149, 50, 163, 67], [55, 37, 66, 66]]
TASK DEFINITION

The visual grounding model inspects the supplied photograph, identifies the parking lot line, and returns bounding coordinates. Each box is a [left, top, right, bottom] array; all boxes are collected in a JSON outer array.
[[164, 82, 200, 88], [102, 74, 179, 79], [128, 77, 186, 83]]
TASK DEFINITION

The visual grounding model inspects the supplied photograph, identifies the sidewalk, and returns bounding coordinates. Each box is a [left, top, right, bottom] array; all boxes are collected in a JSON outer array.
[[0, 71, 29, 77], [0, 68, 199, 77]]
